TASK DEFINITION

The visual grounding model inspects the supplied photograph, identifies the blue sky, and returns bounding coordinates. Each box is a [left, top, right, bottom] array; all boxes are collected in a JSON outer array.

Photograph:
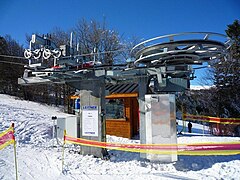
[[0, 0, 239, 85]]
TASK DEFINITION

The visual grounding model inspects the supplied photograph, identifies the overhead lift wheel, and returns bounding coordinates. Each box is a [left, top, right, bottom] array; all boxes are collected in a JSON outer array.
[[131, 32, 232, 67]]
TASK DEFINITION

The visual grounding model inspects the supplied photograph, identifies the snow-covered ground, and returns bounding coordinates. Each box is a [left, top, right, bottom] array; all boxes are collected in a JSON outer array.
[[0, 94, 240, 180]]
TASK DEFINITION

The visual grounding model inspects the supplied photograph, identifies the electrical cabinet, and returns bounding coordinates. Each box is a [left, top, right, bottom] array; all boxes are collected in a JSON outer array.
[[145, 94, 177, 162], [56, 116, 79, 138]]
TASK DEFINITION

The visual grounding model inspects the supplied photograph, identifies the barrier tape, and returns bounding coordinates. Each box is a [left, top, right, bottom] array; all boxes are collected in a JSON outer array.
[[64, 135, 240, 156], [183, 114, 240, 125], [0, 124, 18, 180], [0, 125, 15, 150]]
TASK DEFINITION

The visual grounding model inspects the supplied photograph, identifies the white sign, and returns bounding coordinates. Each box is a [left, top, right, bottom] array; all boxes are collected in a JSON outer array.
[[82, 106, 98, 136]]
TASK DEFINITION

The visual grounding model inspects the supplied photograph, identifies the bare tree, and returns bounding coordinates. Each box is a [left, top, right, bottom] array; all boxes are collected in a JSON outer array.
[[4, 35, 24, 56], [21, 19, 141, 107], [74, 18, 123, 65], [50, 27, 71, 47]]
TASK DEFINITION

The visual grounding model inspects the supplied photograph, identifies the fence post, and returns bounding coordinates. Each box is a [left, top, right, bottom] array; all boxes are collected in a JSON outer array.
[[181, 105, 186, 133], [12, 123, 18, 180], [62, 130, 66, 173]]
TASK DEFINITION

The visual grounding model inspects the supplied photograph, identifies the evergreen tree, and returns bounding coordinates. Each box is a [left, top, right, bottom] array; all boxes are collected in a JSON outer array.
[[212, 20, 240, 117], [0, 35, 25, 96], [182, 20, 240, 119]]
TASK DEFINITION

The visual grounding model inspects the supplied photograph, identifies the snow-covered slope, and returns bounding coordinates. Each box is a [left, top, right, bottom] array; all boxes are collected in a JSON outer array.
[[0, 94, 240, 180]]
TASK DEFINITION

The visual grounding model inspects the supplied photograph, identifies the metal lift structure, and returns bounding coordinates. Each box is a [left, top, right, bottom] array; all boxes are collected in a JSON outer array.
[[18, 32, 231, 162]]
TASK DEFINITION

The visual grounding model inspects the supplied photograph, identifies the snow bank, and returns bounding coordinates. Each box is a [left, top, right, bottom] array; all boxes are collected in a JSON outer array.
[[0, 94, 240, 180]]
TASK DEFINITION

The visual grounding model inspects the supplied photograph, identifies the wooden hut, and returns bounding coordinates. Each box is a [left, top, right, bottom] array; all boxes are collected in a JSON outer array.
[[105, 83, 139, 138], [68, 83, 139, 139]]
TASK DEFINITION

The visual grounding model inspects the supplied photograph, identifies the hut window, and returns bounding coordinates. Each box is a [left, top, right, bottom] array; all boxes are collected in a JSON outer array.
[[106, 99, 125, 119]]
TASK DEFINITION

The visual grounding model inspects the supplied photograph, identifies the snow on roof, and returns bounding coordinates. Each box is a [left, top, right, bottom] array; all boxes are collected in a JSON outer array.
[[190, 85, 214, 90]]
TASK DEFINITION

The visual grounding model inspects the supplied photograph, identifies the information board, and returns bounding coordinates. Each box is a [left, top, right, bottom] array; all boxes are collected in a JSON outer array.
[[82, 105, 99, 136]]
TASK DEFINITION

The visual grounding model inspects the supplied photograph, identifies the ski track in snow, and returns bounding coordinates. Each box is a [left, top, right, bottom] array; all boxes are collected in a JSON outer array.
[[0, 94, 240, 180]]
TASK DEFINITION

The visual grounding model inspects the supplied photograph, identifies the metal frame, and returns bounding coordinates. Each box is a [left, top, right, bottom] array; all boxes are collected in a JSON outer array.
[[131, 32, 232, 67]]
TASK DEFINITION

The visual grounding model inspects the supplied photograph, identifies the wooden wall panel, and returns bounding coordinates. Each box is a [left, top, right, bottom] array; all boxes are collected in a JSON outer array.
[[106, 120, 131, 138]]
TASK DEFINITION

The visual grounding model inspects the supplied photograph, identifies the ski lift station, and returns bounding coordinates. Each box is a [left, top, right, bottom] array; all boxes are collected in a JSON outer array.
[[18, 32, 231, 162]]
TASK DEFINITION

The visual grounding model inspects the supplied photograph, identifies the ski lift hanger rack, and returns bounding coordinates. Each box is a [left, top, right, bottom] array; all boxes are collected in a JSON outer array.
[[18, 32, 232, 86]]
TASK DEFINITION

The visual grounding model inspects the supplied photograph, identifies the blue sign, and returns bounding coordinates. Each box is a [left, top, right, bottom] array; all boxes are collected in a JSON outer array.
[[82, 105, 98, 110]]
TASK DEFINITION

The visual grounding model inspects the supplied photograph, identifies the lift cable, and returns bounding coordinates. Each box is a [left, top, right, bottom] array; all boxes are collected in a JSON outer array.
[[0, 54, 28, 60], [0, 60, 27, 66], [0, 47, 129, 60]]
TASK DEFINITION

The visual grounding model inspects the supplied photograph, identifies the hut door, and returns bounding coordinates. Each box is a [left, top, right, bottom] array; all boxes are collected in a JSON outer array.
[[132, 98, 139, 137]]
